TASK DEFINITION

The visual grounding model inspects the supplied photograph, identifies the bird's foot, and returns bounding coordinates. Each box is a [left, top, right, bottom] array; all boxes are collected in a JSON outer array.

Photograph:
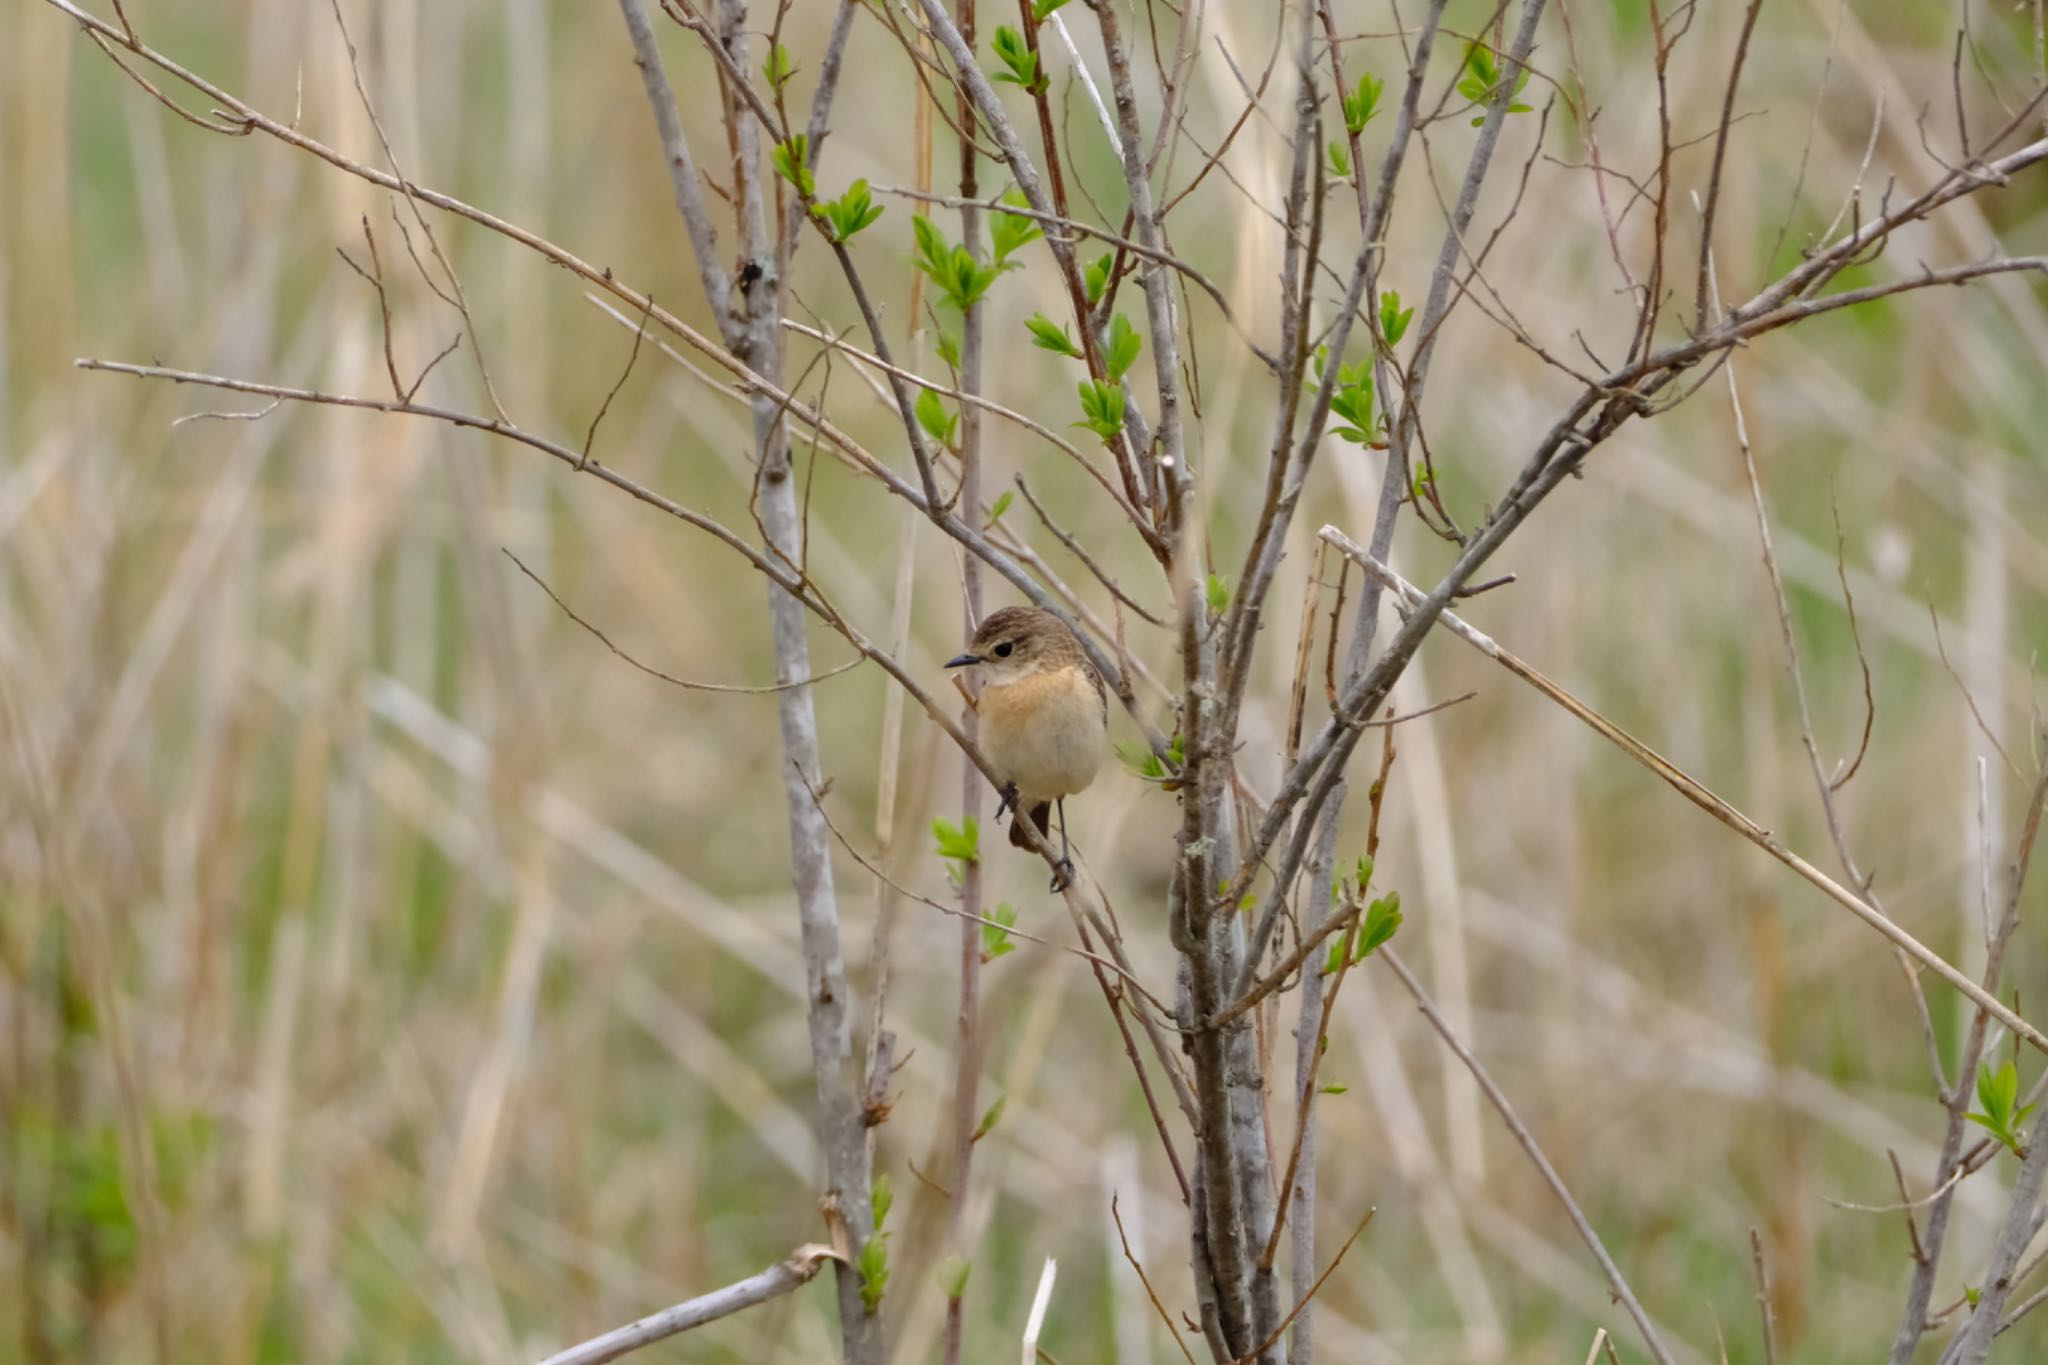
[[1048, 857, 1075, 894], [996, 783, 1020, 822]]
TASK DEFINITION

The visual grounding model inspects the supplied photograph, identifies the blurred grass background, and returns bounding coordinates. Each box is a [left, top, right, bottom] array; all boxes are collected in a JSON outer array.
[[4, 1, 2047, 1361]]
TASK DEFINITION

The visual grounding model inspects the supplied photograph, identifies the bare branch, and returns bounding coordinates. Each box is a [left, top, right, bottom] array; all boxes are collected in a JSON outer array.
[[613, 0, 734, 328], [537, 1244, 841, 1365]]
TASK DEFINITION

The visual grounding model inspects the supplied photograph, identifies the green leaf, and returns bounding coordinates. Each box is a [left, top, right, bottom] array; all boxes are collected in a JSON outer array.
[[1464, 42, 1499, 87], [937, 1254, 972, 1300], [1075, 378, 1125, 440], [1104, 313, 1143, 382], [1342, 72, 1384, 134], [1326, 354, 1376, 445], [1378, 289, 1414, 345], [1205, 573, 1232, 614], [1354, 891, 1402, 961], [1318, 1083, 1349, 1095], [819, 179, 885, 243], [1355, 853, 1375, 889], [991, 190, 1045, 267], [1116, 738, 1168, 781], [1323, 928, 1354, 975], [952, 249, 1002, 309], [991, 25, 1045, 93], [912, 217, 1002, 312], [1979, 1061, 2020, 1127], [984, 490, 1015, 528], [1965, 1110, 2027, 1156], [973, 1093, 1007, 1141], [912, 215, 950, 280], [952, 253, 1001, 309], [1115, 730, 1185, 787], [932, 816, 981, 865], [1083, 251, 1114, 305], [872, 1172, 894, 1229], [1969, 1061, 2030, 1153], [762, 43, 795, 90], [1325, 139, 1352, 180], [858, 1236, 890, 1313], [936, 329, 963, 370], [981, 904, 1019, 961], [1030, 0, 1071, 18], [1458, 41, 1532, 125], [1026, 313, 1084, 358], [915, 388, 959, 446], [769, 135, 814, 199]]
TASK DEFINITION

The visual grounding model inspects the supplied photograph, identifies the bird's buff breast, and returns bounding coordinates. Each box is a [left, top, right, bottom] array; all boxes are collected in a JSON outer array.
[[978, 669, 1106, 800]]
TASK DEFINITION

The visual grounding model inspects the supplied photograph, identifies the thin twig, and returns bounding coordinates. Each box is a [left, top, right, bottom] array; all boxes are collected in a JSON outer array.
[[1824, 1163, 1969, 1216], [1380, 947, 1681, 1365], [580, 293, 654, 468], [1234, 1204, 1376, 1365], [1750, 1228, 1778, 1365], [502, 550, 862, 694], [1929, 601, 2023, 779], [1012, 477, 1169, 627], [170, 399, 281, 426], [1325, 529, 2048, 1058], [793, 766, 1168, 1010], [1694, 0, 1766, 327], [1827, 498, 1877, 791], [327, 0, 509, 422], [1112, 1195, 1200, 1365]]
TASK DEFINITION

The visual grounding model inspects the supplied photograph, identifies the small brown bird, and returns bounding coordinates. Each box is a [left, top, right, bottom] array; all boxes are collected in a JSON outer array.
[[946, 606, 1107, 891]]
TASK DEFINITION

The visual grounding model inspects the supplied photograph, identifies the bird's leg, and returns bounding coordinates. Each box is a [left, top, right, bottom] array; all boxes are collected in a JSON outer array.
[[1049, 799, 1075, 893], [996, 782, 1020, 823]]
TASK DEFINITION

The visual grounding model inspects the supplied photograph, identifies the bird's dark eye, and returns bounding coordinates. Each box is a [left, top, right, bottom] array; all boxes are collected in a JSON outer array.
[[993, 641, 1014, 658]]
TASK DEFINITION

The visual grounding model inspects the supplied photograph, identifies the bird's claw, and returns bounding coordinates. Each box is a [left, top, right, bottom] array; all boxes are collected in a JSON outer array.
[[996, 783, 1020, 822], [1048, 858, 1075, 894]]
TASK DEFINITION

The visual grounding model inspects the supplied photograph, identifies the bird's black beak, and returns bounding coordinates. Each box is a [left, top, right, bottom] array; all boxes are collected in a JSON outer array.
[[944, 652, 980, 669]]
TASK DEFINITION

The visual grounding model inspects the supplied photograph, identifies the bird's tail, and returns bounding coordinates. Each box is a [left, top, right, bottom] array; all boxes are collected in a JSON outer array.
[[1009, 800, 1052, 849]]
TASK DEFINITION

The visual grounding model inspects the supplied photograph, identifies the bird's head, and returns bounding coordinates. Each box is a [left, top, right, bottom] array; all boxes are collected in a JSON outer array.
[[944, 606, 1077, 684]]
